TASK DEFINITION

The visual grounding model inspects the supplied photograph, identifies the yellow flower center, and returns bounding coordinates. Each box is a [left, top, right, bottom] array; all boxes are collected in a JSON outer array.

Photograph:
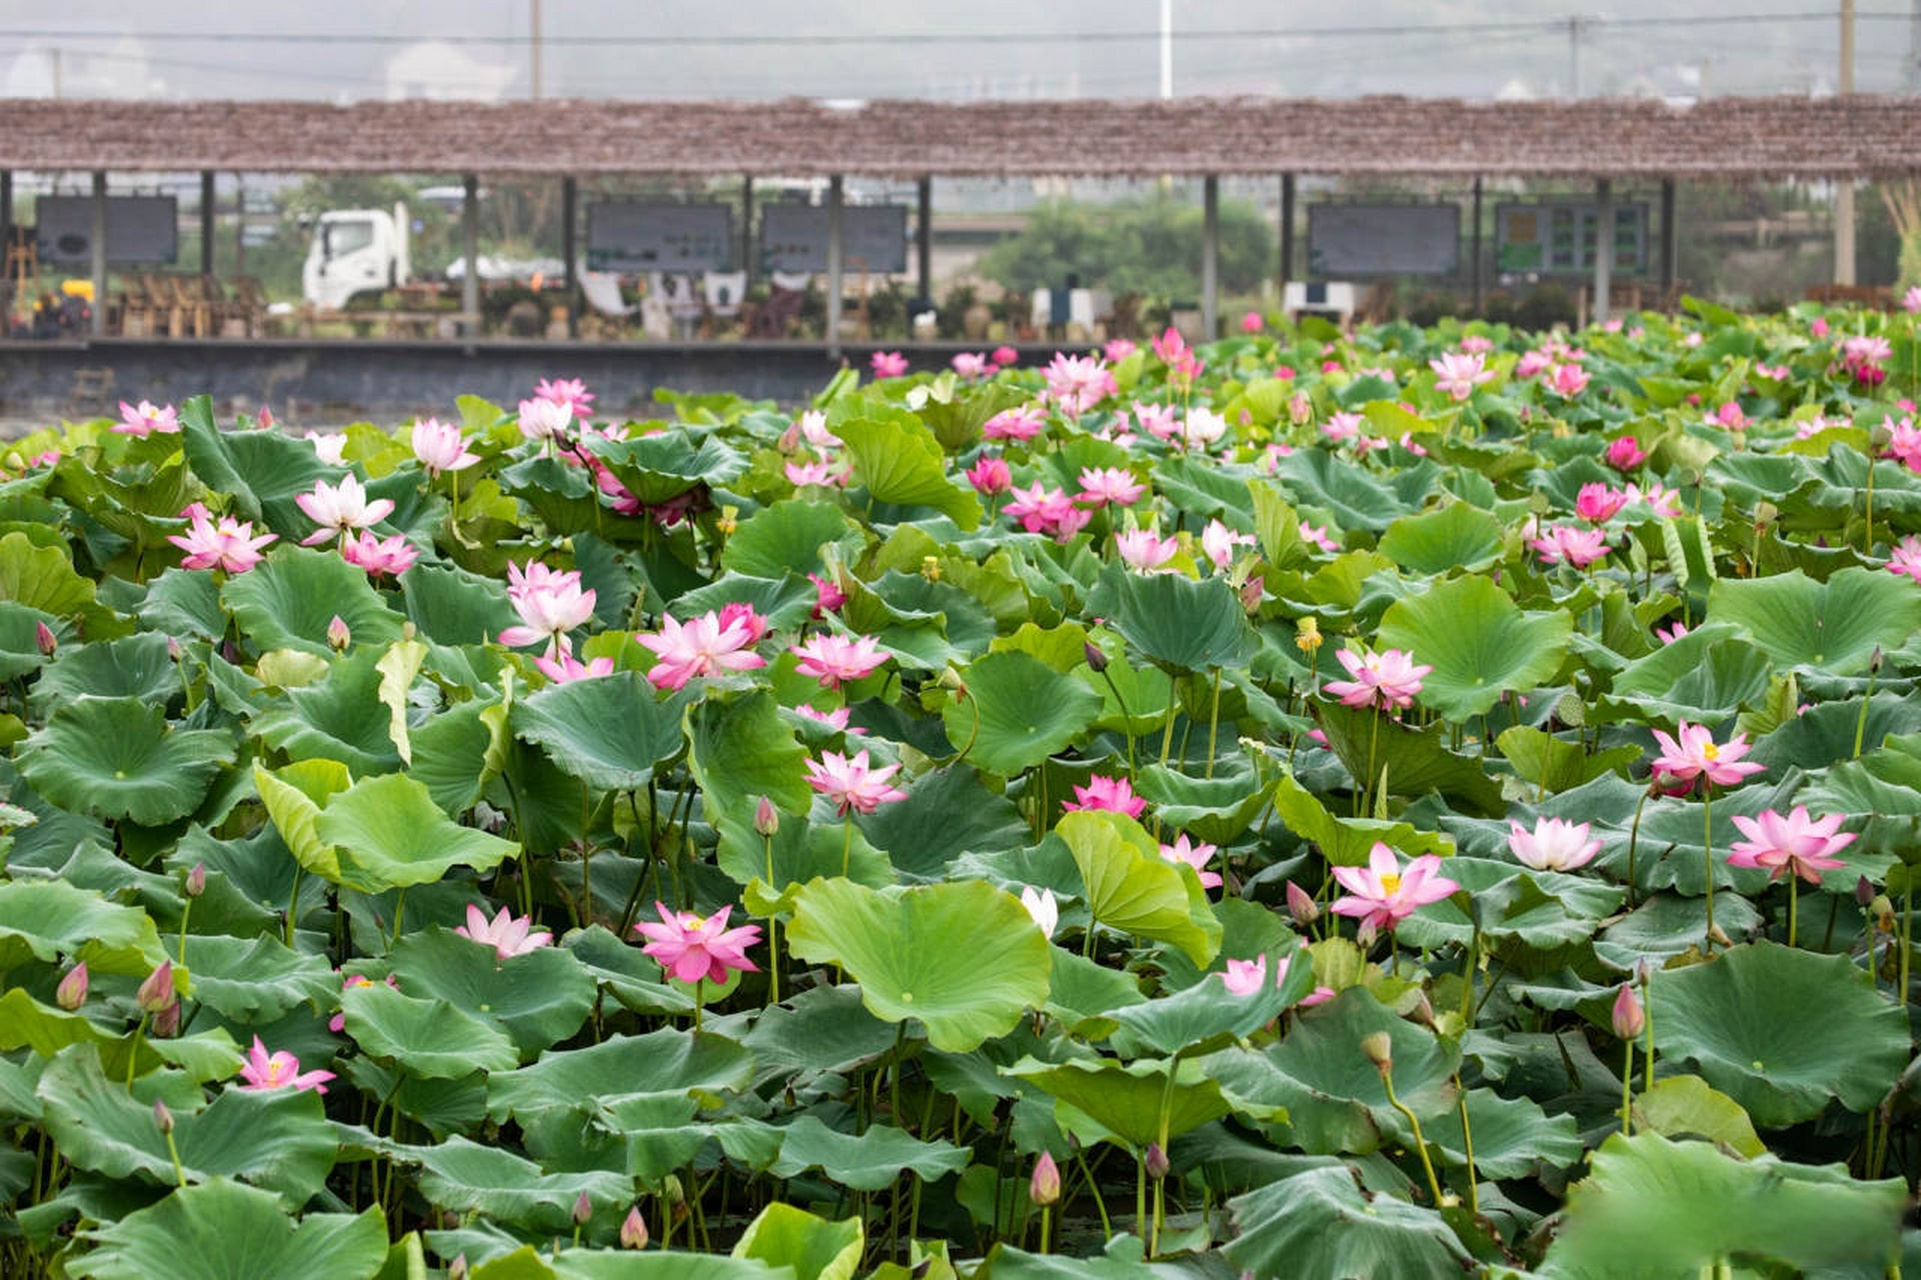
[[679, 913, 707, 931], [1379, 873, 1402, 895], [1702, 743, 1720, 760]]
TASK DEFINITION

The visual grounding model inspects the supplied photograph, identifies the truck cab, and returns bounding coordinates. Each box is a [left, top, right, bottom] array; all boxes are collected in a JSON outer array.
[[302, 203, 410, 311]]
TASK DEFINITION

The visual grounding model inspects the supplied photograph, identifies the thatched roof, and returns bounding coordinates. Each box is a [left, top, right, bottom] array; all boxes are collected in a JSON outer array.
[[4, 95, 1921, 180]]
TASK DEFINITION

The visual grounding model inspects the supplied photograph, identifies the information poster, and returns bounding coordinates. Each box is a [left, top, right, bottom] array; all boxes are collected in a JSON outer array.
[[585, 203, 733, 272], [1496, 201, 1648, 275], [34, 195, 179, 264], [759, 204, 908, 273]]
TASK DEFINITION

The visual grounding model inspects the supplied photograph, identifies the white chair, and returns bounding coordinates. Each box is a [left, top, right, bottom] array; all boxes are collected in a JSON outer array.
[[662, 273, 704, 339], [579, 271, 637, 319], [703, 270, 748, 322]]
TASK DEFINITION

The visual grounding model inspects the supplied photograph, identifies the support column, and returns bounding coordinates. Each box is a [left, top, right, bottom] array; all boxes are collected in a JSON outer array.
[[916, 174, 932, 301], [1592, 177, 1613, 326], [740, 175, 754, 285], [826, 175, 844, 360], [1470, 176, 1484, 315], [1659, 178, 1678, 303], [200, 170, 216, 278], [1, 169, 12, 324], [1279, 173, 1296, 295], [561, 176, 578, 339], [90, 171, 106, 337], [461, 174, 480, 338], [1201, 174, 1219, 340], [235, 175, 247, 275]]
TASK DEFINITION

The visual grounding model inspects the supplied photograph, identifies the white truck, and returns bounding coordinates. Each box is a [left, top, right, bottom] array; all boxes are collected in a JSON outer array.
[[301, 203, 411, 311]]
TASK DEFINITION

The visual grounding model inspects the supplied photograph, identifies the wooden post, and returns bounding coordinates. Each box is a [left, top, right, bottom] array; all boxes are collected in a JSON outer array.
[[461, 174, 480, 337], [1279, 172, 1296, 295], [740, 175, 754, 285], [1592, 177, 1613, 326], [90, 171, 106, 337], [0, 169, 12, 324], [561, 175, 578, 339], [1202, 174, 1219, 340], [916, 174, 933, 300], [1470, 176, 1484, 316], [200, 170, 216, 278], [1660, 178, 1678, 303], [826, 175, 844, 360]]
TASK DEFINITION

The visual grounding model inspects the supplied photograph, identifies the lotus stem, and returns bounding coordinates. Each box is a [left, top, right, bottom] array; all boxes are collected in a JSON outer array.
[[1204, 666, 1222, 780], [1901, 878, 1913, 1008], [840, 816, 854, 880], [1620, 1038, 1635, 1136], [1073, 1148, 1114, 1240], [1454, 1077, 1479, 1215], [1625, 787, 1651, 908], [284, 865, 303, 948], [1702, 785, 1716, 955], [125, 1014, 148, 1088], [763, 831, 780, 1006], [390, 887, 409, 950], [1788, 879, 1799, 950], [1380, 1062, 1446, 1209], [1865, 448, 1877, 554], [1096, 665, 1138, 775]]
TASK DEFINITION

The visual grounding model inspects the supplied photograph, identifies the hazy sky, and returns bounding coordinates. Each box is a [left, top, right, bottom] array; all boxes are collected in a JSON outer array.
[[2, 1, 1914, 103]]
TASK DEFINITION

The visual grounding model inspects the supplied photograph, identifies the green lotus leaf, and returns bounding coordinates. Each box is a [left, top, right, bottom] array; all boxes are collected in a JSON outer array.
[[409, 696, 509, 817], [673, 573, 821, 634], [339, 981, 518, 1079], [68, 1177, 387, 1280], [1314, 701, 1506, 816], [1044, 946, 1145, 1035], [179, 395, 339, 530], [395, 562, 519, 647], [485, 1027, 753, 1144], [0, 878, 170, 976], [253, 759, 353, 883], [15, 697, 234, 826], [1630, 1074, 1766, 1158], [720, 500, 860, 579], [552, 1254, 795, 1279], [768, 1114, 970, 1192], [1085, 564, 1256, 673], [1594, 624, 1775, 725], [1392, 857, 1622, 951], [732, 1201, 862, 1280], [1708, 566, 1921, 676], [940, 649, 1103, 777], [0, 599, 63, 679], [1649, 942, 1909, 1127], [1056, 810, 1221, 967], [1130, 759, 1272, 846], [1374, 573, 1571, 721], [512, 673, 687, 792], [1002, 1055, 1237, 1152], [738, 984, 899, 1079], [835, 415, 981, 529], [784, 878, 1052, 1053], [1224, 1165, 1472, 1279], [248, 645, 405, 776], [1105, 943, 1315, 1059], [714, 805, 893, 899], [849, 762, 1027, 881], [1495, 726, 1641, 794], [686, 689, 813, 817], [406, 1135, 634, 1234], [316, 772, 520, 893], [34, 631, 178, 709], [1542, 1131, 1903, 1278], [559, 927, 696, 1017], [1416, 1085, 1584, 1178], [1376, 500, 1506, 575], [37, 1044, 339, 1203], [496, 453, 604, 536], [178, 933, 336, 1023], [1269, 447, 1411, 531], [0, 529, 98, 618], [590, 430, 747, 505], [382, 927, 595, 1058], [220, 545, 405, 658]]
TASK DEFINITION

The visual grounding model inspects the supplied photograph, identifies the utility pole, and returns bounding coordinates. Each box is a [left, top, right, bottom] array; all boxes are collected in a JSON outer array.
[[1159, 0, 1173, 99], [1836, 0, 1856, 284], [1910, 0, 1920, 92], [1568, 15, 1585, 98], [530, 0, 542, 100]]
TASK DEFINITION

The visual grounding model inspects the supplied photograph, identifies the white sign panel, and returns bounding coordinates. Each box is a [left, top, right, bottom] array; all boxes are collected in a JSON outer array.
[[585, 203, 733, 272], [1307, 203, 1459, 276], [35, 195, 179, 264], [1496, 202, 1649, 276], [759, 204, 908, 274]]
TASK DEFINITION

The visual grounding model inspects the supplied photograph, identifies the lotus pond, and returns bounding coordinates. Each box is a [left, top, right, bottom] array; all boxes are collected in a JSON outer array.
[[3, 301, 1921, 1278]]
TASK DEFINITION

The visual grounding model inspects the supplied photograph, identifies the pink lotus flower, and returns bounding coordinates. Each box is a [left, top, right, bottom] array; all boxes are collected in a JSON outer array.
[[1240, 310, 1264, 334], [296, 475, 395, 546], [791, 632, 886, 690], [328, 973, 397, 1033], [1727, 805, 1858, 884], [1299, 521, 1339, 553], [339, 530, 417, 578], [1649, 720, 1765, 791], [237, 1036, 334, 1093], [1178, 408, 1229, 450], [1656, 621, 1690, 644], [1531, 525, 1610, 569], [1888, 535, 1921, 582], [983, 404, 1047, 442], [304, 431, 348, 466], [1882, 418, 1921, 474], [1811, 317, 1830, 338], [804, 749, 907, 815], [1020, 886, 1059, 937], [718, 601, 769, 644], [1042, 353, 1117, 418], [1115, 527, 1180, 573], [1103, 338, 1137, 362], [1075, 466, 1145, 508], [966, 456, 1013, 496], [1605, 436, 1647, 470], [1330, 843, 1460, 932], [634, 901, 761, 984], [517, 396, 574, 446], [115, 400, 179, 437], [1324, 647, 1432, 712], [411, 417, 481, 478], [1322, 411, 1364, 444], [810, 571, 847, 617], [1704, 401, 1749, 431], [1460, 335, 1494, 353], [455, 903, 554, 960], [785, 458, 849, 488], [795, 409, 842, 450], [1515, 349, 1553, 379], [533, 651, 615, 683], [1842, 335, 1893, 384], [1507, 817, 1601, 871], [1612, 984, 1645, 1039], [952, 352, 994, 378], [1576, 484, 1628, 524], [167, 509, 277, 573], [637, 609, 768, 689], [871, 351, 909, 379], [1159, 834, 1222, 889], [1131, 401, 1181, 443], [1062, 774, 1146, 819], [1221, 952, 1335, 1006], [792, 703, 859, 733], [1622, 481, 1684, 518], [1429, 351, 1495, 402], [533, 377, 595, 419], [1545, 363, 1591, 398], [499, 561, 597, 657], [992, 344, 1020, 367], [1905, 286, 1921, 315], [1201, 519, 1256, 570], [1003, 483, 1081, 537]]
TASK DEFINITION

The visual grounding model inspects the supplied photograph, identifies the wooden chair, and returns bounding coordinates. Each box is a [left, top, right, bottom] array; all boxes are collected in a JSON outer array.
[[748, 273, 808, 339]]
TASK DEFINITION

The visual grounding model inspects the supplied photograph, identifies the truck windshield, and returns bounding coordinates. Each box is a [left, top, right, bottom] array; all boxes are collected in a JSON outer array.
[[324, 220, 376, 258]]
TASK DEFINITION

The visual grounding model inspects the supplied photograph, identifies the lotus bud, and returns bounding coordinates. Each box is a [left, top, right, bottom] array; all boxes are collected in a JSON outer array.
[[185, 862, 206, 899], [1707, 922, 1732, 949], [662, 1174, 685, 1207], [716, 505, 739, 537], [1082, 640, 1109, 674], [151, 999, 181, 1038], [327, 615, 351, 652], [258, 406, 276, 432], [1857, 876, 1876, 907], [1029, 1150, 1061, 1207], [167, 635, 183, 662], [1871, 646, 1885, 676], [1611, 984, 1645, 1040], [152, 1098, 173, 1135], [1288, 391, 1313, 425], [33, 621, 56, 657], [56, 962, 88, 1011], [136, 960, 177, 1014], [754, 796, 780, 838], [1286, 881, 1319, 926], [777, 422, 801, 452], [1143, 1142, 1170, 1181], [1753, 499, 1778, 527], [1360, 1031, 1394, 1073], [620, 1205, 649, 1249], [1295, 616, 1322, 654], [572, 1191, 592, 1226], [448, 1255, 469, 1280], [920, 555, 942, 582], [1239, 576, 1264, 614]]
